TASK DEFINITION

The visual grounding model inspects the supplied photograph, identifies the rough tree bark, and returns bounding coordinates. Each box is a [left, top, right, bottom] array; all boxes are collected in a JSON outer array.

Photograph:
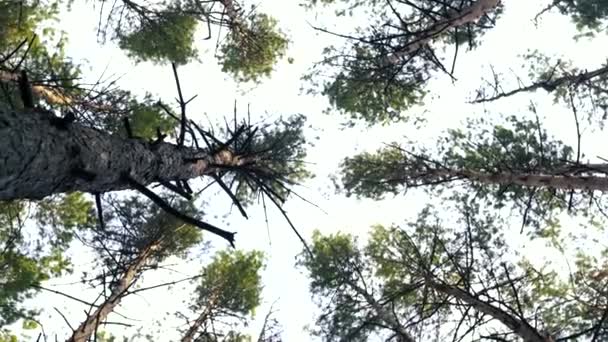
[[387, 0, 502, 64], [0, 108, 247, 200]]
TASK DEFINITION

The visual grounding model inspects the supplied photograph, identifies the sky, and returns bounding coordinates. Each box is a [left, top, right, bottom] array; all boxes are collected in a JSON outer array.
[[11, 0, 608, 340]]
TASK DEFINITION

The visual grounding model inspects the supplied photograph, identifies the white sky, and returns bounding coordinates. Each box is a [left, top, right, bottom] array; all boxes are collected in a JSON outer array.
[[10, 0, 608, 341]]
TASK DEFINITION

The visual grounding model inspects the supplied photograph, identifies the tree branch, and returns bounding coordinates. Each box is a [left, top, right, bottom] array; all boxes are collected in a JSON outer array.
[[123, 173, 235, 246]]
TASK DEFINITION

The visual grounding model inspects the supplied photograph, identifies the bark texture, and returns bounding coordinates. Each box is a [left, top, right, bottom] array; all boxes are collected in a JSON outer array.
[[0, 109, 242, 200], [387, 0, 502, 64]]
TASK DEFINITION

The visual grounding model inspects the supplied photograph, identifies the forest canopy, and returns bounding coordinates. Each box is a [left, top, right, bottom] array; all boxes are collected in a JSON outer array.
[[1, 0, 608, 341]]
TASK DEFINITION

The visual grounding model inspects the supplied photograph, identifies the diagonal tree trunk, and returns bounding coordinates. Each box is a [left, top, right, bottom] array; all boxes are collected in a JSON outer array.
[[387, 0, 502, 64], [180, 287, 221, 342], [474, 64, 608, 103], [428, 281, 550, 342], [67, 242, 160, 342], [0, 108, 247, 200], [180, 309, 211, 342], [345, 280, 416, 342]]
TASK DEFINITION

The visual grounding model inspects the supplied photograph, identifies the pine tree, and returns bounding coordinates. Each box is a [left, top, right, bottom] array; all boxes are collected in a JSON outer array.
[[67, 196, 203, 342], [180, 250, 264, 342], [0, 0, 309, 245], [303, 0, 503, 124], [299, 206, 608, 341], [338, 115, 608, 230]]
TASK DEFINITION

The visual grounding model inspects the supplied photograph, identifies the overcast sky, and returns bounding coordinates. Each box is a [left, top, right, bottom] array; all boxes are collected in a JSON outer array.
[[13, 0, 608, 340]]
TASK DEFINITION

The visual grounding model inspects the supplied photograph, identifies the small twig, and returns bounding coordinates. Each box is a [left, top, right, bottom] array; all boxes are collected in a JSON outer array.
[[126, 274, 203, 295], [158, 180, 193, 200], [568, 90, 582, 212], [520, 189, 536, 234], [189, 119, 220, 149], [0, 37, 28, 64], [12, 34, 37, 72], [123, 117, 134, 138], [212, 175, 248, 219], [171, 63, 188, 147], [18, 70, 34, 108], [32, 284, 99, 308], [101, 321, 133, 327], [54, 307, 75, 332], [151, 127, 167, 145], [217, 124, 247, 151], [181, 180, 193, 194], [95, 193, 105, 230], [254, 178, 312, 256], [184, 94, 198, 105], [261, 190, 271, 246]]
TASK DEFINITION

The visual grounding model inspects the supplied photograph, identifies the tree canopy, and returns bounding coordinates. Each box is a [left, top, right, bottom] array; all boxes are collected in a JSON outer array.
[[2, 0, 608, 340]]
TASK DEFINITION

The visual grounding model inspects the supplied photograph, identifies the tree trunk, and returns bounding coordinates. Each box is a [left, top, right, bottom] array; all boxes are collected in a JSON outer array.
[[428, 281, 550, 342], [180, 289, 220, 342], [180, 309, 211, 342], [474, 64, 608, 103], [0, 109, 243, 200], [67, 243, 159, 342], [387, 0, 502, 64], [435, 168, 608, 192], [346, 280, 415, 342]]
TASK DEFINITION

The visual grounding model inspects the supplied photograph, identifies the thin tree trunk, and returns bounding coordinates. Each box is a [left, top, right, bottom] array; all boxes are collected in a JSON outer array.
[[436, 168, 608, 192], [180, 309, 211, 342], [474, 64, 608, 103], [0, 109, 245, 200], [387, 0, 502, 64], [67, 243, 159, 342], [346, 280, 415, 342], [180, 289, 220, 342], [428, 281, 550, 342]]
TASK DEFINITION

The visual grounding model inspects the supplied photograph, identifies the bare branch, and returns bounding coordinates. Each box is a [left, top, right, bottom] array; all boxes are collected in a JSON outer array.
[[123, 173, 236, 246]]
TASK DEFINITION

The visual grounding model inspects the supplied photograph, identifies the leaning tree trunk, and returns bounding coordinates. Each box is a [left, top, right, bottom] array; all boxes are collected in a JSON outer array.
[[180, 288, 221, 342], [68, 243, 159, 342], [428, 281, 551, 342], [345, 279, 415, 342], [180, 308, 212, 342], [387, 0, 502, 64], [0, 108, 244, 200], [474, 63, 608, 103]]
